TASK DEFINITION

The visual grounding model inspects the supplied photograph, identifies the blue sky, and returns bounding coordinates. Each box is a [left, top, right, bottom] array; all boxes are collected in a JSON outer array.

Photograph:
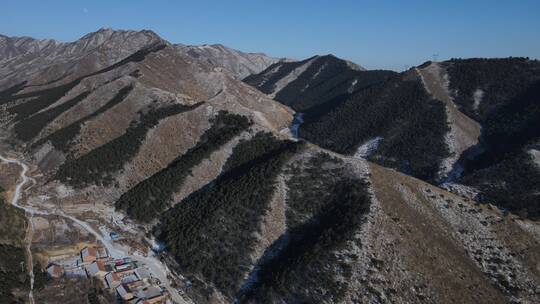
[[2, 0, 539, 70]]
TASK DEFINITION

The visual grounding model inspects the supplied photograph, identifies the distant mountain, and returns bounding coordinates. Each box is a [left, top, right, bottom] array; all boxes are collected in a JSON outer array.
[[0, 29, 539, 304], [0, 34, 61, 60], [178, 43, 285, 79], [0, 28, 166, 88], [244, 54, 365, 111]]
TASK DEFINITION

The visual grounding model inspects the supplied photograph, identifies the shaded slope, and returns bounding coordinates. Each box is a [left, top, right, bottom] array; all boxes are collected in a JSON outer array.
[[417, 62, 481, 179], [441, 58, 540, 219], [300, 73, 450, 181], [55, 102, 203, 187], [116, 111, 252, 222], [157, 137, 304, 300], [241, 152, 371, 303], [245, 56, 449, 181], [35, 84, 134, 152]]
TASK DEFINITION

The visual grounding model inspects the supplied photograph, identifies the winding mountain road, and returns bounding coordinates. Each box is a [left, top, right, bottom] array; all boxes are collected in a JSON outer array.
[[0, 154, 36, 304], [0, 154, 187, 304]]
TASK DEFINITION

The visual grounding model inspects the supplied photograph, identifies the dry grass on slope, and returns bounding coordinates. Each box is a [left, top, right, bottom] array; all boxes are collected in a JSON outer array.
[[417, 62, 481, 179], [366, 163, 540, 303]]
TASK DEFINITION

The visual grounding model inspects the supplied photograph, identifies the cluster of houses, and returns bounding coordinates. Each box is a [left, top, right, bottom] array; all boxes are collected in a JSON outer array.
[[46, 246, 170, 303]]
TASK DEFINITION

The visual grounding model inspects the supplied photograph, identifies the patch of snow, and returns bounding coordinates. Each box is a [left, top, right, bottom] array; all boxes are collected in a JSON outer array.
[[149, 238, 166, 253], [440, 182, 480, 200], [55, 184, 74, 198], [354, 137, 383, 159], [258, 64, 281, 87], [348, 79, 358, 93], [312, 62, 328, 79], [417, 63, 481, 182], [299, 61, 329, 93], [414, 186, 535, 296], [473, 89, 484, 111], [514, 219, 540, 242], [529, 149, 540, 169], [289, 112, 304, 138]]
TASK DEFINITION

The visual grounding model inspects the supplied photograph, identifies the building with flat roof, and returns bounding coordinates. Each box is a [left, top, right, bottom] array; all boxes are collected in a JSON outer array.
[[86, 260, 112, 277]]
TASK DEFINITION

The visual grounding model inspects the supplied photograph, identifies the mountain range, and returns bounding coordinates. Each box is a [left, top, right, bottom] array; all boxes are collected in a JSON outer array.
[[0, 28, 539, 304]]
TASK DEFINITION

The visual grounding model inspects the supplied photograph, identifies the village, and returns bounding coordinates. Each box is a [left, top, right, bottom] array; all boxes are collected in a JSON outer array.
[[45, 244, 172, 304]]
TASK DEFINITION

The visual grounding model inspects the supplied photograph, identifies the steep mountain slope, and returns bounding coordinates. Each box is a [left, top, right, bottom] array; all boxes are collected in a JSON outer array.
[[0, 29, 539, 304], [0, 28, 166, 89], [245, 57, 450, 182], [440, 58, 540, 219], [417, 62, 482, 179], [244, 54, 367, 112], [0, 28, 295, 303], [416, 58, 540, 219], [178, 43, 284, 79], [246, 55, 540, 221], [0, 28, 293, 227], [0, 34, 61, 60]]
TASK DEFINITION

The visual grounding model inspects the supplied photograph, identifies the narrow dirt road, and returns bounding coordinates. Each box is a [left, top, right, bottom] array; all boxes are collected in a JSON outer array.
[[0, 154, 188, 304], [0, 154, 35, 304]]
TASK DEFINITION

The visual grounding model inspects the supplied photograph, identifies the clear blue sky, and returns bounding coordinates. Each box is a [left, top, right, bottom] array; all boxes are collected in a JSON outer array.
[[2, 0, 539, 70]]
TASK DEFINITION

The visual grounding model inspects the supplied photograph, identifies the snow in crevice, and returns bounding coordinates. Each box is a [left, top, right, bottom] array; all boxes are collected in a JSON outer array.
[[439, 182, 480, 200], [473, 88, 484, 111], [348, 79, 358, 93], [529, 148, 540, 169], [354, 137, 383, 159], [289, 112, 304, 139], [300, 62, 329, 92], [417, 63, 482, 182], [312, 62, 328, 79], [258, 64, 282, 87]]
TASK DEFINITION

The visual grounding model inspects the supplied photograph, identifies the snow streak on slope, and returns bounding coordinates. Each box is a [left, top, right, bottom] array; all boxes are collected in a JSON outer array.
[[529, 148, 540, 169], [354, 137, 383, 159], [269, 57, 317, 98], [417, 62, 482, 181]]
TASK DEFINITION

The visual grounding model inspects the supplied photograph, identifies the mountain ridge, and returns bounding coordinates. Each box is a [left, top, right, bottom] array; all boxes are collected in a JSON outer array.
[[0, 29, 539, 304]]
